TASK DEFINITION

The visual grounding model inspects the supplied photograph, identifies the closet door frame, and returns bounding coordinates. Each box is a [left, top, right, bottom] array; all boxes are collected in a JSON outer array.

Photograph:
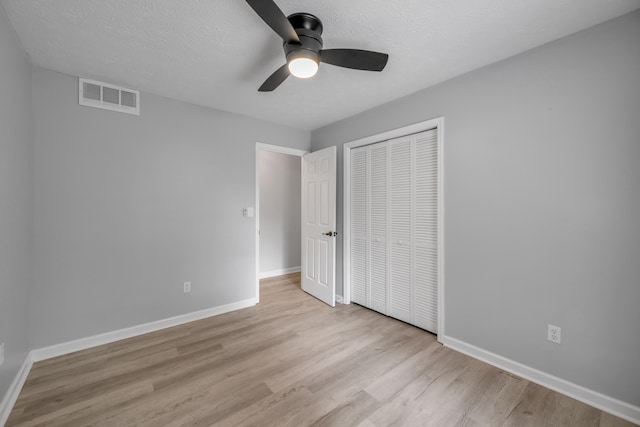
[[343, 117, 445, 339]]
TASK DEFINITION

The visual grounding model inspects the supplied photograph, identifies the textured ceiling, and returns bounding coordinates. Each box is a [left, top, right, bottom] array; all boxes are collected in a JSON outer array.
[[2, 0, 639, 130]]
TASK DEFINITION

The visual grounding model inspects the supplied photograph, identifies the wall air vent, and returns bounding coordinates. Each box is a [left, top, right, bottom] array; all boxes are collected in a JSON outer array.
[[78, 78, 140, 115]]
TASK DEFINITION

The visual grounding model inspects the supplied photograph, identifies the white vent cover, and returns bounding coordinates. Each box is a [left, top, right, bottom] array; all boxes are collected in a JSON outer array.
[[78, 78, 140, 115]]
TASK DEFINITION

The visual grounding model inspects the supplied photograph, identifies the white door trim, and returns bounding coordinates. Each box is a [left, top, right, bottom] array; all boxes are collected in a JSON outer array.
[[255, 143, 308, 303], [343, 117, 445, 340]]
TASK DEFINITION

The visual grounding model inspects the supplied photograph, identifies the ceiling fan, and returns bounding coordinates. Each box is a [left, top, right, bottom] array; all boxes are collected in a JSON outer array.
[[245, 0, 389, 92]]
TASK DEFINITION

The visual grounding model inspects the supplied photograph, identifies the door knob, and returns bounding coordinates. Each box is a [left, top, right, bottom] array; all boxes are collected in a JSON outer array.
[[323, 231, 338, 237]]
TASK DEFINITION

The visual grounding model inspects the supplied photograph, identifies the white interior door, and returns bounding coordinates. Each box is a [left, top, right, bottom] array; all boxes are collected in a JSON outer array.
[[301, 146, 337, 307]]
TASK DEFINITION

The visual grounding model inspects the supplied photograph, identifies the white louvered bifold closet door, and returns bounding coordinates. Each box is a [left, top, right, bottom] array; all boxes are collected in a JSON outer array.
[[350, 147, 368, 307], [389, 136, 413, 324], [349, 128, 438, 334], [413, 131, 439, 332], [369, 143, 388, 314]]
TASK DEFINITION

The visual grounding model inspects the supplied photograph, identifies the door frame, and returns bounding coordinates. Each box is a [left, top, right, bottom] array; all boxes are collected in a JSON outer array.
[[255, 143, 308, 303], [343, 117, 445, 339]]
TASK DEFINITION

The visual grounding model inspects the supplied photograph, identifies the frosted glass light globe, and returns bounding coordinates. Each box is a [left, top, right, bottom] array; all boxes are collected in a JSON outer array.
[[288, 57, 319, 78]]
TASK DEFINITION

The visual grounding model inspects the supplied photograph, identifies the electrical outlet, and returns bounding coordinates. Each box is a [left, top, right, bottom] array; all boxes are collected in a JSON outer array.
[[0, 342, 5, 367], [183, 282, 191, 293], [548, 324, 561, 344]]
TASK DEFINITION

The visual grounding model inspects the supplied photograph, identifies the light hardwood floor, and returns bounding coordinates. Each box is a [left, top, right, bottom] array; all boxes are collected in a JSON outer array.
[[6, 273, 637, 426]]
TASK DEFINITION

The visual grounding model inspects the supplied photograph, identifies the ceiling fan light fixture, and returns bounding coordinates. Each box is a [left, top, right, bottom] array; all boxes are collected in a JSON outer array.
[[246, 0, 388, 91], [287, 51, 319, 78]]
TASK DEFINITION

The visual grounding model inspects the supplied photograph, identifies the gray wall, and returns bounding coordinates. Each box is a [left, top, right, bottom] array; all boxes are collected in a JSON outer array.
[[0, 6, 33, 399], [30, 67, 309, 348], [311, 11, 640, 407], [259, 151, 301, 274]]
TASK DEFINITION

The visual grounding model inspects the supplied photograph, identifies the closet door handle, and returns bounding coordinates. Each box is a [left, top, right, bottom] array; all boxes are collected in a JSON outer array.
[[323, 231, 338, 237]]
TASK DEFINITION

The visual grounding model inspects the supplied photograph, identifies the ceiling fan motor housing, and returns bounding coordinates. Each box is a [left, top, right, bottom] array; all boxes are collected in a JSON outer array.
[[284, 13, 323, 63]]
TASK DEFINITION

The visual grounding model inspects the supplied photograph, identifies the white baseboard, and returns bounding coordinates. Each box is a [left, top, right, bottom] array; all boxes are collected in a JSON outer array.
[[30, 298, 257, 362], [0, 298, 256, 425], [440, 335, 640, 425], [0, 351, 33, 427], [336, 294, 343, 304], [258, 266, 301, 279]]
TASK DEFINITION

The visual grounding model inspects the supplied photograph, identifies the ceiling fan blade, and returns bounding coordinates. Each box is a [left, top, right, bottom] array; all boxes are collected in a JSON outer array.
[[258, 64, 290, 92], [320, 49, 389, 71], [245, 0, 300, 44]]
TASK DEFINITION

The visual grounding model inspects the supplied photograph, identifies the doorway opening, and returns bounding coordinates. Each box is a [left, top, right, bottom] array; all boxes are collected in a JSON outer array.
[[255, 143, 307, 303]]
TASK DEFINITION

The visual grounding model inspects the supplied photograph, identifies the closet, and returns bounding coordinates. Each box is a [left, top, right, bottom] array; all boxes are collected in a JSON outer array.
[[350, 128, 439, 333]]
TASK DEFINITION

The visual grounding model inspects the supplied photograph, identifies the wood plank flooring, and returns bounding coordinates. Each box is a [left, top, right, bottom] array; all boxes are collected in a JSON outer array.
[[6, 273, 637, 426]]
